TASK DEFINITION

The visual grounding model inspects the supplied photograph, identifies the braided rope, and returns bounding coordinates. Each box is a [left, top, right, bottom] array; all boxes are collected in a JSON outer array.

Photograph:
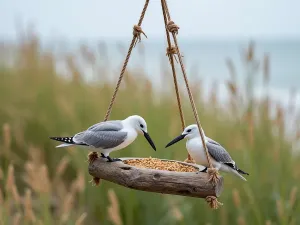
[[88, 0, 150, 185]]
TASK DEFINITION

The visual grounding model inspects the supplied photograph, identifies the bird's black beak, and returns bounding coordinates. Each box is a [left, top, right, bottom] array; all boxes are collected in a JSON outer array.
[[142, 131, 156, 151], [165, 134, 186, 148]]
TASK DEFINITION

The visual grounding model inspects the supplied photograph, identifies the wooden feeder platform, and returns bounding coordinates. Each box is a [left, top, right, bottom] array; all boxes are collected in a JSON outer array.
[[88, 157, 224, 198]]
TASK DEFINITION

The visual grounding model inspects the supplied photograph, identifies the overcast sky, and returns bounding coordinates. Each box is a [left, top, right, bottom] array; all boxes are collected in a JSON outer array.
[[1, 0, 300, 40]]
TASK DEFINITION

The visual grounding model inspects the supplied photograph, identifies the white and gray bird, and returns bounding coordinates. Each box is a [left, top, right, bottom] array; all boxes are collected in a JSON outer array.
[[49, 115, 156, 162], [165, 124, 249, 181]]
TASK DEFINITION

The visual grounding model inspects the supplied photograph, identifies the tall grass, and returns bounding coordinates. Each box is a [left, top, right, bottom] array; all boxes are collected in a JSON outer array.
[[0, 30, 299, 225]]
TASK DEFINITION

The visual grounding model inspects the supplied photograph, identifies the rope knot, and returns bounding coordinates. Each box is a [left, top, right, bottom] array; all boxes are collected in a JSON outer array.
[[167, 21, 180, 35], [207, 168, 220, 186], [205, 196, 223, 209], [166, 46, 178, 55], [166, 46, 181, 63], [133, 25, 147, 47]]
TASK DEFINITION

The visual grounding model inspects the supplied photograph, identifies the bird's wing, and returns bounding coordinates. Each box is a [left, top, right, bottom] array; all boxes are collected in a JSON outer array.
[[73, 130, 127, 149], [206, 138, 234, 164], [87, 120, 123, 132], [206, 137, 221, 146]]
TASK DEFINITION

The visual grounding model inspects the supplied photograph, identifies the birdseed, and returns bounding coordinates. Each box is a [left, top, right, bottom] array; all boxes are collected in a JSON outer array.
[[123, 157, 198, 172]]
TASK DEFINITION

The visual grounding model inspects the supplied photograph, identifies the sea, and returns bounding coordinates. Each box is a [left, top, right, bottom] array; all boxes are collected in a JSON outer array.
[[52, 38, 300, 109]]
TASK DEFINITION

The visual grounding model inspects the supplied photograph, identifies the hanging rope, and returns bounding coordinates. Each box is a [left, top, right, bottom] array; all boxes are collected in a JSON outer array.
[[88, 0, 150, 186], [160, 0, 191, 161], [162, 0, 222, 209]]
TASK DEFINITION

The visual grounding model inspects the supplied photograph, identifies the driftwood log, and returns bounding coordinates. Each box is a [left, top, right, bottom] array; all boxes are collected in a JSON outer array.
[[88, 157, 224, 198]]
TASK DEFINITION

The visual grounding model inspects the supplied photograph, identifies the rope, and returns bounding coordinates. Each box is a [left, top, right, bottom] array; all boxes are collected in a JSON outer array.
[[133, 25, 147, 47], [88, 0, 150, 186], [205, 196, 223, 209], [104, 0, 149, 121], [162, 0, 221, 209], [166, 46, 179, 63], [162, 0, 220, 183], [160, 0, 191, 160]]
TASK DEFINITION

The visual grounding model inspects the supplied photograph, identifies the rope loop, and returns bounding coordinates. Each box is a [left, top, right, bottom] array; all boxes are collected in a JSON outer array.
[[133, 25, 147, 46], [205, 196, 223, 209], [207, 168, 220, 186], [167, 21, 180, 35]]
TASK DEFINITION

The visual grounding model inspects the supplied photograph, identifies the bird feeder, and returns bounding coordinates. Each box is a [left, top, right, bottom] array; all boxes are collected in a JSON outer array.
[[89, 157, 223, 199], [87, 0, 224, 209]]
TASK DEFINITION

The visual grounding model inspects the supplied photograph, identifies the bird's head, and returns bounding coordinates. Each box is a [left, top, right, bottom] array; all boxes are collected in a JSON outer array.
[[165, 124, 204, 148], [124, 115, 156, 151]]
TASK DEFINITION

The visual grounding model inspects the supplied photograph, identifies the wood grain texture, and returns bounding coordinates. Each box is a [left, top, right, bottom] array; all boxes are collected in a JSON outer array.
[[88, 157, 224, 198]]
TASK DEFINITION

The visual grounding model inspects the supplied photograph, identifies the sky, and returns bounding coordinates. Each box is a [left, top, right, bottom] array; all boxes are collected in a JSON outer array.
[[1, 0, 300, 40]]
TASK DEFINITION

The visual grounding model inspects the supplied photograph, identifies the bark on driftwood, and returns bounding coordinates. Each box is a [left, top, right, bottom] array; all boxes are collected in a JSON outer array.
[[88, 157, 224, 198]]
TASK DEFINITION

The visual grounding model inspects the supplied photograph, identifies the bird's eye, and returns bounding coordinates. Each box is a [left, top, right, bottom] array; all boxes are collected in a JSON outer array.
[[140, 124, 144, 128], [187, 129, 191, 132]]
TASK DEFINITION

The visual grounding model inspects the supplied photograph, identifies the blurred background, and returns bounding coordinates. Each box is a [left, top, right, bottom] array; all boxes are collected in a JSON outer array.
[[1, 0, 300, 224]]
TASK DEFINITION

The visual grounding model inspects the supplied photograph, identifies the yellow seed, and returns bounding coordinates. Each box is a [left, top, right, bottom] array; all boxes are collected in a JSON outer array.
[[123, 158, 198, 172]]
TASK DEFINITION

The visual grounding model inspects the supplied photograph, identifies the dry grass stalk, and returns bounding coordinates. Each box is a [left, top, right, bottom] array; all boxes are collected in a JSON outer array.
[[71, 171, 85, 194], [209, 81, 219, 109], [28, 146, 44, 166], [12, 185, 21, 205], [172, 207, 183, 221], [3, 123, 12, 150], [226, 58, 236, 80], [0, 168, 3, 180], [0, 187, 4, 205], [12, 213, 22, 225], [23, 163, 51, 194], [80, 44, 96, 65], [55, 156, 70, 177], [232, 189, 241, 208], [5, 164, 15, 192], [246, 41, 255, 62], [168, 197, 184, 221], [60, 192, 75, 223], [220, 207, 228, 225], [227, 81, 237, 96], [75, 212, 88, 225], [263, 54, 270, 85], [276, 199, 284, 220], [288, 87, 297, 115], [24, 189, 36, 223], [107, 189, 123, 225], [245, 112, 254, 146], [168, 104, 181, 137], [289, 186, 298, 208], [265, 220, 272, 225], [237, 216, 247, 225]]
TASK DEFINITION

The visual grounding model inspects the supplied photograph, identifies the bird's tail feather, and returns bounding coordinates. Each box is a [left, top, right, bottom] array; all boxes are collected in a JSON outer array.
[[237, 168, 249, 175], [56, 143, 74, 148], [50, 136, 75, 148], [231, 169, 247, 181]]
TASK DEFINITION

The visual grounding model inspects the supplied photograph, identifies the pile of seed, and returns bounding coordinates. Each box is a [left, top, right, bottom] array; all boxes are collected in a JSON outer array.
[[123, 158, 198, 172]]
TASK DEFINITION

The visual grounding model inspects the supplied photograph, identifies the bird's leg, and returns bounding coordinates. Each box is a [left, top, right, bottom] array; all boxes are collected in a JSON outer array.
[[200, 167, 208, 173], [106, 156, 122, 162]]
